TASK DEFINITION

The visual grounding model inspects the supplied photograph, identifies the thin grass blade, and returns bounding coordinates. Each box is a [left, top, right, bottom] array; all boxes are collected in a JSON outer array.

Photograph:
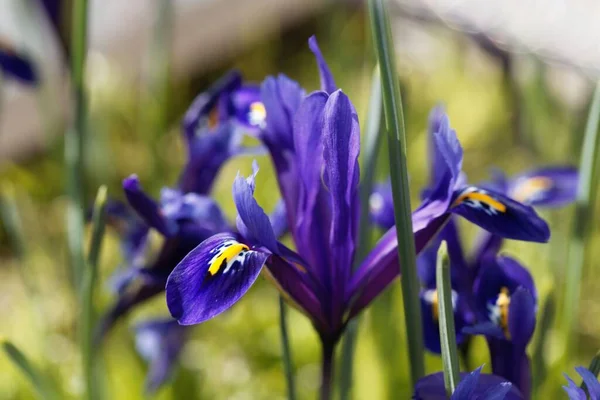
[[65, 0, 89, 288], [436, 241, 460, 395], [279, 297, 297, 400], [1, 339, 58, 400], [81, 185, 108, 400], [367, 0, 425, 385], [561, 81, 600, 353]]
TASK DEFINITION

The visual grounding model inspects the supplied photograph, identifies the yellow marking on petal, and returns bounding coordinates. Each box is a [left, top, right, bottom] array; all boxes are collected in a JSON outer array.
[[208, 106, 219, 130], [208, 243, 249, 276], [497, 287, 511, 339], [511, 177, 553, 203], [248, 101, 266, 127], [430, 290, 439, 321], [453, 191, 507, 213], [293, 262, 307, 274]]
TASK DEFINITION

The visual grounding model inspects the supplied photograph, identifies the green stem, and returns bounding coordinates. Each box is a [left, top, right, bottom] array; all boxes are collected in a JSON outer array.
[[339, 68, 383, 400], [1, 339, 58, 400], [278, 297, 297, 400], [531, 292, 555, 394], [81, 186, 108, 400], [436, 242, 460, 395], [561, 81, 600, 352], [66, 0, 89, 288], [320, 340, 335, 400], [367, 0, 425, 385]]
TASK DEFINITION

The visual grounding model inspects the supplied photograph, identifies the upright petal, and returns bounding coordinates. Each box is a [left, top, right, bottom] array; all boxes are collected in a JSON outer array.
[[232, 163, 278, 253], [260, 74, 305, 152], [428, 105, 449, 185], [450, 186, 550, 242], [575, 367, 600, 399], [182, 70, 242, 141], [308, 36, 337, 94], [123, 175, 176, 237], [508, 166, 578, 207], [322, 90, 360, 321], [563, 374, 587, 400], [507, 288, 536, 349], [166, 233, 269, 325]]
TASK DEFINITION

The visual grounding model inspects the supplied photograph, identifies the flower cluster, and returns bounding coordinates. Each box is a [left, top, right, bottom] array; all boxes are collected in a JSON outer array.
[[100, 36, 581, 397], [371, 106, 578, 398]]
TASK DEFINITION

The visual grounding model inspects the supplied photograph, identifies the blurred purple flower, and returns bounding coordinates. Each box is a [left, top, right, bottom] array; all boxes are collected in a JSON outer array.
[[413, 366, 524, 399], [134, 319, 188, 393], [464, 256, 537, 398], [98, 72, 285, 338], [563, 367, 600, 400]]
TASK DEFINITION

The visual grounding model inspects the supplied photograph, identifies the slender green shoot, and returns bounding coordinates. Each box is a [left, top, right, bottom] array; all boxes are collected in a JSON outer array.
[[562, 81, 600, 352], [81, 186, 108, 400], [339, 68, 383, 400], [279, 297, 297, 400], [367, 0, 425, 385], [1, 339, 58, 400], [436, 242, 460, 395], [65, 0, 89, 288], [532, 292, 555, 393]]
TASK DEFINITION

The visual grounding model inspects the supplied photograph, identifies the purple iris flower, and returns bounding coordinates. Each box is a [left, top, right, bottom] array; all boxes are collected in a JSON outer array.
[[464, 256, 537, 399], [164, 37, 548, 352], [97, 71, 279, 337], [0, 41, 37, 84], [563, 367, 600, 400], [134, 319, 188, 393], [413, 365, 524, 399]]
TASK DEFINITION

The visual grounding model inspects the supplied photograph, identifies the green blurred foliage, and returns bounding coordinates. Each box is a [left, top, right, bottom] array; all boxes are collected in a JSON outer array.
[[0, 3, 599, 399]]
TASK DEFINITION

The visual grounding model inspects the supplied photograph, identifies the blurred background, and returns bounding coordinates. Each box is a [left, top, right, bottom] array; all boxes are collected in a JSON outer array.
[[0, 0, 599, 399]]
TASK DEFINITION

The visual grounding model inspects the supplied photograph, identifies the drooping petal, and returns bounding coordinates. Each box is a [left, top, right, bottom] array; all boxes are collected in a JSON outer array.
[[575, 366, 600, 399], [123, 175, 176, 237], [450, 186, 550, 242], [134, 319, 187, 393], [166, 232, 268, 325], [507, 288, 536, 349], [232, 163, 278, 253], [0, 43, 37, 84], [308, 36, 337, 94], [508, 166, 578, 207]]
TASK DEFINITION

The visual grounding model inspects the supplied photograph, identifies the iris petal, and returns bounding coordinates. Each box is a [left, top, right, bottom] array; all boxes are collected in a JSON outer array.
[[123, 175, 176, 237], [166, 232, 268, 325], [575, 366, 600, 399], [232, 162, 278, 253], [451, 186, 550, 242], [508, 166, 578, 207], [308, 35, 337, 94]]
